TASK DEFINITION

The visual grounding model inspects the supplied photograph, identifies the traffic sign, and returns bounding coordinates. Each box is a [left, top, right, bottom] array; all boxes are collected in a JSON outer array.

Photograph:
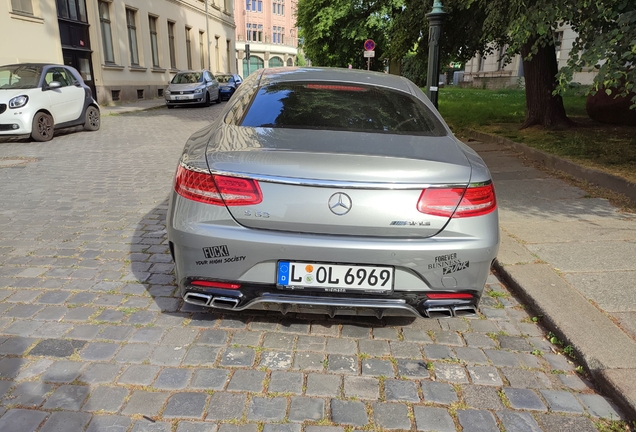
[[363, 50, 375, 58], [364, 39, 375, 51]]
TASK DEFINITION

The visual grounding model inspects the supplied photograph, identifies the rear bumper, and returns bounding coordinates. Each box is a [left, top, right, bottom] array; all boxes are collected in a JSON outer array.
[[180, 282, 480, 319], [167, 193, 499, 318]]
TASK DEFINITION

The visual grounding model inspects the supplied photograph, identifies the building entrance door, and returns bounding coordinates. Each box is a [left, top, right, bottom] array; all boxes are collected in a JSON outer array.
[[63, 50, 96, 99]]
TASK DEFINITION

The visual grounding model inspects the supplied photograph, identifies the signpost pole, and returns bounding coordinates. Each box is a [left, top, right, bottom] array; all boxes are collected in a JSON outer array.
[[363, 39, 375, 72]]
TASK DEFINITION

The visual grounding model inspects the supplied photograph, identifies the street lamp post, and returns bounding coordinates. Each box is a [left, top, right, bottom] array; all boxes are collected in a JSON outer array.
[[425, 0, 447, 109]]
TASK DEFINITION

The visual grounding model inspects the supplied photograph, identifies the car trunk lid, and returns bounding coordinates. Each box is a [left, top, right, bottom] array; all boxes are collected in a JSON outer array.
[[205, 126, 472, 238]]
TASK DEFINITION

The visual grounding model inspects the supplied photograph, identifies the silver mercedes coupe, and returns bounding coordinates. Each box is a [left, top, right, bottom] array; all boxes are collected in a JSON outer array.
[[167, 67, 499, 319]]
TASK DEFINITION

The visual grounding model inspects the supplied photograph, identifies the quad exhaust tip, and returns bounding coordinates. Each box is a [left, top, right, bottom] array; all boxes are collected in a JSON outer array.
[[183, 292, 212, 306], [424, 305, 478, 318], [210, 296, 239, 309]]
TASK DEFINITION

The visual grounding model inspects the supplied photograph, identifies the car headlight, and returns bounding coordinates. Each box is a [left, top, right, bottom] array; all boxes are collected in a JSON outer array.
[[165, 90, 171, 95], [194, 88, 204, 94], [9, 95, 29, 109]]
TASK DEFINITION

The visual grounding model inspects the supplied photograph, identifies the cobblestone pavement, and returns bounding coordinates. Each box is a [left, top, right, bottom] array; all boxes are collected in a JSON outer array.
[[0, 106, 627, 431]]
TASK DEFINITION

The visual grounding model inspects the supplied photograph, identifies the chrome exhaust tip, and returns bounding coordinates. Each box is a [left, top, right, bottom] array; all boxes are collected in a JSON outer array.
[[210, 296, 239, 309], [184, 292, 212, 306], [453, 305, 477, 317], [425, 306, 454, 318]]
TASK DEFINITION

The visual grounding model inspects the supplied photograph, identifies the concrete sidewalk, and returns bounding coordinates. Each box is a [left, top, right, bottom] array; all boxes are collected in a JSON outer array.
[[466, 138, 636, 421]]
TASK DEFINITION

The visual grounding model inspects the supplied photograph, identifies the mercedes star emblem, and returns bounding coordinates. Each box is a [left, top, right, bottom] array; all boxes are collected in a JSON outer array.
[[328, 192, 352, 215]]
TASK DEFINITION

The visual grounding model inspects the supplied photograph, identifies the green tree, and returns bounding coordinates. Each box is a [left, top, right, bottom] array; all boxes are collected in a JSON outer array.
[[558, 1, 636, 104], [296, 0, 399, 70], [478, 0, 635, 128], [296, 0, 636, 129]]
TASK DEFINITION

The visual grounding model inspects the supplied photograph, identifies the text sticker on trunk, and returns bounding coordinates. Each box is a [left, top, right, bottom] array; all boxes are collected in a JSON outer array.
[[203, 245, 230, 259]]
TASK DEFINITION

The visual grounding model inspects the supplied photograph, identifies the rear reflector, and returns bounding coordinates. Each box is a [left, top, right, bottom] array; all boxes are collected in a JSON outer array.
[[190, 280, 241, 289], [427, 293, 473, 299], [174, 165, 262, 206], [417, 183, 496, 218]]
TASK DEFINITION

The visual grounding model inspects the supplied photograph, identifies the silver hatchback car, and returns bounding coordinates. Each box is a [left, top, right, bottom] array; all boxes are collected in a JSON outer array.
[[167, 67, 499, 319], [165, 70, 220, 108]]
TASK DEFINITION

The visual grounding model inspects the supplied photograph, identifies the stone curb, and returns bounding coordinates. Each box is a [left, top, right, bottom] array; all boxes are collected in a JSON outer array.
[[493, 232, 636, 422], [468, 130, 636, 205]]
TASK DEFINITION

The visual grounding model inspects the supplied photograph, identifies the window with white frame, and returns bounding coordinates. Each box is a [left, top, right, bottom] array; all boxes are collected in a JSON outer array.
[[246, 0, 262, 12], [272, 0, 285, 15], [168, 21, 176, 69], [200, 31, 205, 69], [11, 0, 33, 14], [246, 23, 262, 42], [126, 8, 139, 65], [215, 36, 220, 72], [185, 27, 192, 70], [149, 16, 160, 68], [99, 1, 114, 63], [273, 27, 284, 44]]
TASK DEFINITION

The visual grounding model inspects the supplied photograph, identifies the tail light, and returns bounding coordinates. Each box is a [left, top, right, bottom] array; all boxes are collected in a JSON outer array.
[[174, 165, 262, 206], [417, 183, 496, 218], [191, 280, 241, 289]]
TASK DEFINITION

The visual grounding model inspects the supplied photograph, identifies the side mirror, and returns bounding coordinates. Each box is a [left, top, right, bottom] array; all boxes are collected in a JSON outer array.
[[47, 81, 62, 89]]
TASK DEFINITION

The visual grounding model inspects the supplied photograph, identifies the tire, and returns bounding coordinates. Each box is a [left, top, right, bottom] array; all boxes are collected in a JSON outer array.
[[204, 92, 211, 107], [31, 112, 54, 142], [215, 90, 221, 104], [84, 106, 100, 131]]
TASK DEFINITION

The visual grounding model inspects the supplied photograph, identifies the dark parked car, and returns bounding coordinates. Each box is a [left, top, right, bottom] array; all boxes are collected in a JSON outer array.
[[217, 74, 242, 101]]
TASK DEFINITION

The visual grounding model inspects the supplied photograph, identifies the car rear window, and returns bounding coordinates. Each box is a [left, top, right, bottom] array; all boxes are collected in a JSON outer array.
[[239, 82, 446, 136]]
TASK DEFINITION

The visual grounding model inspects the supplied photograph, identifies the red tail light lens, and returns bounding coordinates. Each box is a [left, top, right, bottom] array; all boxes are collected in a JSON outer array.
[[174, 165, 262, 206], [417, 183, 496, 218], [191, 280, 241, 289]]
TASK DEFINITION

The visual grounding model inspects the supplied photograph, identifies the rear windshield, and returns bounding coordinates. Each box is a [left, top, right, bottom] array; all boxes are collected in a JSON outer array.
[[240, 82, 445, 136]]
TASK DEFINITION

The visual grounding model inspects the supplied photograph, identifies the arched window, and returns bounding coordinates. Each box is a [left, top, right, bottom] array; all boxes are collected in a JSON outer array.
[[286, 58, 293, 66], [268, 56, 284, 67], [242, 55, 264, 77]]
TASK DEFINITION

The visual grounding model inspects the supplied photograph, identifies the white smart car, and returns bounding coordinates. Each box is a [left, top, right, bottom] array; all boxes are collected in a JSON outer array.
[[0, 63, 100, 142]]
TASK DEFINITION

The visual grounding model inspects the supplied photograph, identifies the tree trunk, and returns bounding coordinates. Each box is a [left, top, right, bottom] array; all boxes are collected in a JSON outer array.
[[520, 37, 574, 130]]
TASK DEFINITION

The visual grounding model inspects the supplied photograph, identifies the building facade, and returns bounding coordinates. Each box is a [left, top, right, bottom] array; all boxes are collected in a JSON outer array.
[[462, 25, 596, 89], [234, 0, 298, 78], [2, 0, 237, 105]]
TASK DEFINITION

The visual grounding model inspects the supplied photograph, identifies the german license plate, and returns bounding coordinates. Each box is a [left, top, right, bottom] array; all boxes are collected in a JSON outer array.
[[175, 96, 188, 100], [277, 261, 393, 293]]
